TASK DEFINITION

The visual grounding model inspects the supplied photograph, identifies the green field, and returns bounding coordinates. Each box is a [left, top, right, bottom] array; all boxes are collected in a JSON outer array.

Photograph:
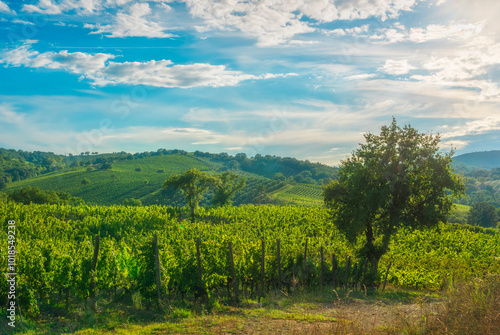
[[5, 154, 329, 207], [268, 183, 324, 206]]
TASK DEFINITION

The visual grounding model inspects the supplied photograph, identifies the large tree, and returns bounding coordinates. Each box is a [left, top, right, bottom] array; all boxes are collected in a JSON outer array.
[[212, 171, 246, 207], [467, 202, 498, 228], [163, 168, 216, 221], [323, 118, 465, 265]]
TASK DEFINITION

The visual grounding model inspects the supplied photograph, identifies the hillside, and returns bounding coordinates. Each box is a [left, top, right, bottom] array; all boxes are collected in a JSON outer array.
[[2, 149, 337, 207], [452, 150, 500, 170]]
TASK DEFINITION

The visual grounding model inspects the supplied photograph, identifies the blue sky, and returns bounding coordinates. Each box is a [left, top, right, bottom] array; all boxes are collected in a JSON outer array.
[[0, 0, 499, 165]]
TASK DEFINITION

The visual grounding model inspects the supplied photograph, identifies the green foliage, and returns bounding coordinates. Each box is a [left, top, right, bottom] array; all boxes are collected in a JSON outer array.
[[101, 162, 113, 170], [163, 168, 216, 221], [323, 118, 466, 264], [123, 198, 143, 206], [0, 201, 498, 319], [212, 171, 246, 207], [136, 238, 158, 304], [468, 202, 498, 227], [7, 185, 83, 205], [82, 178, 90, 185]]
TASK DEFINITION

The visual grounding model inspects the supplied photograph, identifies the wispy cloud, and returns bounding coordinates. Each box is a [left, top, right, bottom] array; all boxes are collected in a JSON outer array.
[[0, 104, 24, 124], [183, 0, 423, 46], [0, 42, 294, 88], [441, 115, 500, 139], [0, 1, 14, 14], [380, 59, 415, 75], [84, 3, 175, 38]]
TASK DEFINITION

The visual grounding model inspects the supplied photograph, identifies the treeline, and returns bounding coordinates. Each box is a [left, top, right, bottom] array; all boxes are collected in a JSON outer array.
[[6, 185, 84, 206], [454, 167, 500, 207], [192, 151, 338, 184], [0, 148, 65, 188], [65, 148, 339, 185]]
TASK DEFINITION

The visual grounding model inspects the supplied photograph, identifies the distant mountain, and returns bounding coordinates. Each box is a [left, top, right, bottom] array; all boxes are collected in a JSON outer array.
[[452, 150, 500, 170]]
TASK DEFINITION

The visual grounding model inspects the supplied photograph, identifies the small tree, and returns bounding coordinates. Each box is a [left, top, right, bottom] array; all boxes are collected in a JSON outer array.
[[323, 118, 465, 268], [162, 168, 216, 221], [212, 171, 246, 207], [467, 202, 498, 228]]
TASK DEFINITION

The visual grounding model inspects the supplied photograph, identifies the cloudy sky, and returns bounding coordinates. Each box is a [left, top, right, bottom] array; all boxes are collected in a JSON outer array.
[[0, 0, 499, 165]]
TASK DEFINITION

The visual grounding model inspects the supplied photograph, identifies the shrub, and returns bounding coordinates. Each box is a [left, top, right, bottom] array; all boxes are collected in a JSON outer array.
[[123, 198, 142, 206]]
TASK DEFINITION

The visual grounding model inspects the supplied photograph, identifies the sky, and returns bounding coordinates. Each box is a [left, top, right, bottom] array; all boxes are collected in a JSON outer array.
[[0, 0, 499, 166]]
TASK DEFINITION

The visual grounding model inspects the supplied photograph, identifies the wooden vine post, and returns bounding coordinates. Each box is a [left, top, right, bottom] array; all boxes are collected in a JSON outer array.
[[344, 256, 350, 289], [362, 258, 368, 287], [303, 238, 308, 286], [332, 254, 337, 288], [382, 262, 392, 292], [277, 239, 282, 291], [90, 234, 100, 311], [153, 234, 162, 306], [196, 238, 202, 281], [228, 241, 238, 301], [261, 239, 265, 296], [320, 246, 324, 292]]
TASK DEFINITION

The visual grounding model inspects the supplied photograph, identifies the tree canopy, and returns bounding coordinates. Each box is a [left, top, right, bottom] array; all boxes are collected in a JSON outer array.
[[212, 171, 246, 207], [323, 118, 466, 264], [467, 202, 498, 228], [162, 168, 216, 221]]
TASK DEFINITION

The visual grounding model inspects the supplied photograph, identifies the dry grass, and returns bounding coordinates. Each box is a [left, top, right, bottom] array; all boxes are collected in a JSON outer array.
[[9, 277, 500, 334], [425, 274, 500, 335]]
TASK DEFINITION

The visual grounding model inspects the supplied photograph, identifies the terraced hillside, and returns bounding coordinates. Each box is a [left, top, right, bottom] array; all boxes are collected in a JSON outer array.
[[4, 151, 328, 207]]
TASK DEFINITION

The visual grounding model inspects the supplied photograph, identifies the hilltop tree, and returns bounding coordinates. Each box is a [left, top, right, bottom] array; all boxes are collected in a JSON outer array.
[[163, 168, 216, 221], [323, 118, 465, 268], [212, 171, 246, 207]]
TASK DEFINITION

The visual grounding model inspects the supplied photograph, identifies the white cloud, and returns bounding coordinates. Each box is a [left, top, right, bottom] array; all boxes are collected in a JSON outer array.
[[439, 139, 469, 150], [0, 42, 114, 76], [22, 0, 107, 15], [380, 59, 415, 75], [11, 19, 35, 25], [0, 42, 293, 89], [344, 73, 376, 80], [331, 21, 485, 44], [0, 104, 24, 124], [85, 3, 175, 38], [411, 38, 500, 100], [407, 21, 485, 43], [182, 0, 422, 46], [101, 126, 234, 147], [0, 0, 13, 13], [441, 115, 500, 139]]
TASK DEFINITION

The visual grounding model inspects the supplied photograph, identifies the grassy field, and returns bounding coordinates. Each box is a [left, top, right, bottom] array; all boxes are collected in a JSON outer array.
[[9, 275, 500, 335]]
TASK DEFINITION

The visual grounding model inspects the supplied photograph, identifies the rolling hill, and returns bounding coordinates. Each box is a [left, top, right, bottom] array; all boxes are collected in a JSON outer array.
[[2, 149, 337, 207], [452, 150, 500, 170]]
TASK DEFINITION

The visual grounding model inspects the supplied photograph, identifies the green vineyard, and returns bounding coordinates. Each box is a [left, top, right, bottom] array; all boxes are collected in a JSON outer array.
[[1, 201, 499, 318]]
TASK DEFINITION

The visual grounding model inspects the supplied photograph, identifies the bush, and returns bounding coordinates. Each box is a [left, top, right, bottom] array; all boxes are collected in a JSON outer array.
[[82, 178, 90, 185], [7, 186, 83, 205], [468, 202, 498, 228], [123, 198, 142, 206], [135, 167, 142, 172]]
